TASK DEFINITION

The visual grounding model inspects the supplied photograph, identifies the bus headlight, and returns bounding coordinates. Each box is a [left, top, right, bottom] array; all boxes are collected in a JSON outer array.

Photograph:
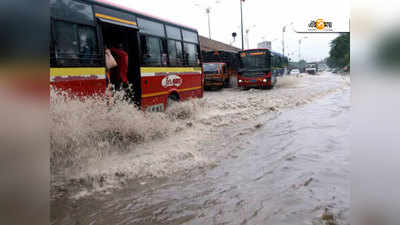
[[239, 80, 243, 83], [263, 79, 267, 82]]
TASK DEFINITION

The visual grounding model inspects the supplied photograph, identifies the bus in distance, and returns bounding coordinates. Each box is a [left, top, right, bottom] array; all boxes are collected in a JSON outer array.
[[238, 49, 288, 89]]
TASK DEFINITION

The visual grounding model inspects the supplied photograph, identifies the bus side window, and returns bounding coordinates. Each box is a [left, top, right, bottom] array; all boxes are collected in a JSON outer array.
[[176, 41, 183, 65], [140, 35, 162, 66], [167, 39, 177, 66], [53, 20, 100, 67], [167, 40, 184, 66], [53, 21, 79, 66], [77, 25, 99, 65], [50, 0, 94, 24], [161, 39, 168, 66], [183, 43, 199, 66], [50, 20, 56, 67]]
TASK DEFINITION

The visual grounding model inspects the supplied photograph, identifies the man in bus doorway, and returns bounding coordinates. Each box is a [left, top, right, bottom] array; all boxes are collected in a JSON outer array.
[[110, 42, 132, 102]]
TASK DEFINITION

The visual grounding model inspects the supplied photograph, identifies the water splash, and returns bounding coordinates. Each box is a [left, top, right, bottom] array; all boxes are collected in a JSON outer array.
[[50, 73, 350, 199]]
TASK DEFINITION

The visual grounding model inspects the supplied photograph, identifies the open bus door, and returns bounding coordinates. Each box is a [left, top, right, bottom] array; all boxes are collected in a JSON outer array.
[[98, 19, 142, 106]]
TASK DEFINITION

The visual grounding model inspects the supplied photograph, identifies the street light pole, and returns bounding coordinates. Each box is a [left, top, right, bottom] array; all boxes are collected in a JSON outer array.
[[246, 29, 250, 49], [298, 36, 307, 61], [240, 0, 244, 50], [298, 39, 301, 61], [282, 22, 293, 58], [206, 7, 211, 39], [245, 25, 255, 49], [282, 26, 285, 57], [195, 2, 219, 40]]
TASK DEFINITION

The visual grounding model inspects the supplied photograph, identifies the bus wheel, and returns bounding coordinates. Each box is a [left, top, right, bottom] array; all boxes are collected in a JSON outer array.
[[166, 93, 179, 109]]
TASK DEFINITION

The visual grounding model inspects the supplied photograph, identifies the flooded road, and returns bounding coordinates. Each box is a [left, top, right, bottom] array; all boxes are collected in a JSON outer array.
[[51, 77, 350, 225]]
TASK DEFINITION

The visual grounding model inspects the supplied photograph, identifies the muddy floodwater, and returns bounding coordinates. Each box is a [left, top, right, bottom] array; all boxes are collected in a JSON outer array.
[[51, 73, 350, 225]]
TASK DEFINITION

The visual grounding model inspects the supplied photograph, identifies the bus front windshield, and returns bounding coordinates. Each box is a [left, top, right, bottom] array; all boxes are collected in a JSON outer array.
[[240, 52, 270, 70], [203, 63, 219, 74]]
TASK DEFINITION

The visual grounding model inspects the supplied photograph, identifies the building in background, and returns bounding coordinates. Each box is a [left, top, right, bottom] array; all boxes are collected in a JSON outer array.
[[199, 35, 241, 52], [257, 41, 271, 50]]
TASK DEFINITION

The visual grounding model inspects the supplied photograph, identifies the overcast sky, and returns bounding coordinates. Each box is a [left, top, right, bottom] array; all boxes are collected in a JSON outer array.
[[111, 0, 349, 62]]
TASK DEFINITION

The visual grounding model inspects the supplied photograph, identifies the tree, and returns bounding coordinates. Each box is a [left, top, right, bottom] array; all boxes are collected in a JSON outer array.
[[327, 33, 350, 70]]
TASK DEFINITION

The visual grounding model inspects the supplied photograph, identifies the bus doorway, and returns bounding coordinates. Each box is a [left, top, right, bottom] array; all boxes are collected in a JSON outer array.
[[100, 22, 141, 106]]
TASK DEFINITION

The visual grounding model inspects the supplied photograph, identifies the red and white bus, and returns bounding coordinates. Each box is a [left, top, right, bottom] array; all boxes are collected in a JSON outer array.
[[50, 0, 203, 112], [238, 49, 287, 89]]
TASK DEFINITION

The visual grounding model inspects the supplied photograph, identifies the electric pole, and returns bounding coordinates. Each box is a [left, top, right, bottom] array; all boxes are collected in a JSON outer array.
[[206, 7, 211, 39], [282, 22, 293, 57], [246, 29, 250, 49], [298, 39, 301, 61], [298, 36, 307, 61], [282, 26, 285, 58], [240, 0, 244, 50]]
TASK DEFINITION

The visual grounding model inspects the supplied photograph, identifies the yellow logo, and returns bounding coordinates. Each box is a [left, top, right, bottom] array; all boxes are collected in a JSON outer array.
[[308, 19, 332, 32], [315, 19, 325, 30]]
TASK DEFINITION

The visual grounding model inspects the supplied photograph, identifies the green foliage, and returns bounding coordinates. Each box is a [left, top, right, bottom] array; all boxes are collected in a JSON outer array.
[[327, 33, 350, 70]]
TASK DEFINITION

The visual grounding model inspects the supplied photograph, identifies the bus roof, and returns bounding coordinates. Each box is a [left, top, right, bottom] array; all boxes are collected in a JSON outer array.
[[240, 49, 287, 58], [240, 48, 270, 52], [203, 62, 225, 64], [90, 0, 197, 31], [204, 50, 238, 54]]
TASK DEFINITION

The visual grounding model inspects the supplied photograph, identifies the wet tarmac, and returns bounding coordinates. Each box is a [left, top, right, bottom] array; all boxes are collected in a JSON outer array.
[[51, 85, 350, 225]]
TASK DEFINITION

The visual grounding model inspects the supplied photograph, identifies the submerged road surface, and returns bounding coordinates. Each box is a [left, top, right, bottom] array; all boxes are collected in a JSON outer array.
[[52, 82, 350, 225]]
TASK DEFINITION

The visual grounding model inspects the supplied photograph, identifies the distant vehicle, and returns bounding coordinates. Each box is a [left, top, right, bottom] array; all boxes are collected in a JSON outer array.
[[202, 50, 240, 89], [238, 49, 286, 89], [305, 63, 318, 75], [290, 69, 300, 75], [202, 62, 229, 89]]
